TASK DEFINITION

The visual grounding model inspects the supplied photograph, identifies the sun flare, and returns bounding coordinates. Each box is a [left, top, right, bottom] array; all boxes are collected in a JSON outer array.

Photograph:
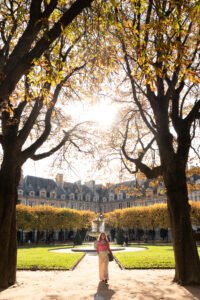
[[85, 102, 117, 129], [67, 99, 118, 130]]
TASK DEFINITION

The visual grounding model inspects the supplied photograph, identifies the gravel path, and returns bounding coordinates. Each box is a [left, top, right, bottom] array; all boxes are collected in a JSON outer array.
[[0, 253, 200, 300]]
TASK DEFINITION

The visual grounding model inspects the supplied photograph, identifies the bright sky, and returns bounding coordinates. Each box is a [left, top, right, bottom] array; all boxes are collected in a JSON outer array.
[[22, 97, 121, 184], [66, 98, 117, 129]]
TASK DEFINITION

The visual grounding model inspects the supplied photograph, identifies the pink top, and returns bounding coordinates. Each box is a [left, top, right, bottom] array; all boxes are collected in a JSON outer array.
[[96, 240, 111, 254]]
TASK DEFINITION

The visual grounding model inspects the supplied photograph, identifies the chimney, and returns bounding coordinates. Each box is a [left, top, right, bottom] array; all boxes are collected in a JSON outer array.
[[56, 173, 63, 187]]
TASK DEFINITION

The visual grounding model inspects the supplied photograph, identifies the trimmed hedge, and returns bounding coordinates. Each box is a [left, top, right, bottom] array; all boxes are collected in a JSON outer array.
[[105, 202, 200, 229], [17, 204, 95, 231]]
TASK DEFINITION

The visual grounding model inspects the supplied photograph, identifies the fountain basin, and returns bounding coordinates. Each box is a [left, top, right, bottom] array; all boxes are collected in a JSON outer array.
[[71, 246, 125, 253], [50, 246, 147, 254]]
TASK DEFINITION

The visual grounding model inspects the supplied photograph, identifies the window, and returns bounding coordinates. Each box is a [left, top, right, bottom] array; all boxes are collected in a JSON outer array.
[[127, 202, 131, 208], [29, 191, 35, 197], [61, 194, 65, 200], [77, 194, 82, 201], [40, 190, 46, 198], [70, 193, 75, 200], [50, 192, 56, 199], [93, 196, 98, 202], [109, 194, 114, 201], [86, 194, 91, 201], [119, 203, 122, 209], [18, 189, 23, 196], [118, 193, 123, 200]]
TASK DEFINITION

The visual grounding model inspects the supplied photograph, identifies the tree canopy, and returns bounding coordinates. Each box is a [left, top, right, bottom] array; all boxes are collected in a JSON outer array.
[[0, 0, 96, 108]]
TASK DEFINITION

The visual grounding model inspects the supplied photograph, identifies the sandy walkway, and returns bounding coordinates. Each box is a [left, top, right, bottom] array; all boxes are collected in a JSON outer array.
[[0, 253, 200, 300]]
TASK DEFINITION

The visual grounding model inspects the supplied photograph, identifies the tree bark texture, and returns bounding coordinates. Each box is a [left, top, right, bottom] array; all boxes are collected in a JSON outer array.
[[164, 166, 200, 285], [0, 168, 18, 289]]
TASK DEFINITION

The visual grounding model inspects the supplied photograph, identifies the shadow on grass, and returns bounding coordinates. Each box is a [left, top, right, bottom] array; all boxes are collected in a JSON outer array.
[[94, 281, 115, 300]]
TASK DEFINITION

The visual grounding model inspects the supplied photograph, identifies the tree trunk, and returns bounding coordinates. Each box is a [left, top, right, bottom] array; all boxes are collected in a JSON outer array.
[[0, 170, 18, 289], [164, 169, 200, 285]]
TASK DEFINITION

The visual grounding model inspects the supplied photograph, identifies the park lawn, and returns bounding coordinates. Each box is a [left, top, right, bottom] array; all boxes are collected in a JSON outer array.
[[114, 245, 200, 269], [17, 245, 84, 270]]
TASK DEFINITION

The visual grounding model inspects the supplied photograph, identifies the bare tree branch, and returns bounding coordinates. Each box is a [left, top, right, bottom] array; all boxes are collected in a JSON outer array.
[[121, 40, 157, 136], [31, 130, 70, 160], [121, 117, 162, 178], [184, 100, 200, 126], [120, 151, 137, 175], [180, 83, 195, 118]]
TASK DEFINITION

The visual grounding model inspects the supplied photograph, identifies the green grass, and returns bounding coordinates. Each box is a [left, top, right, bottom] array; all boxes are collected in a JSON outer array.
[[17, 245, 84, 270], [114, 245, 200, 269]]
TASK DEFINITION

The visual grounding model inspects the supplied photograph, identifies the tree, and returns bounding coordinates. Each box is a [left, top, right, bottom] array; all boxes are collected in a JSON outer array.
[[105, 204, 169, 230], [0, 2, 96, 286], [103, 0, 200, 284], [0, 0, 94, 108], [16, 204, 35, 244], [16, 204, 94, 231]]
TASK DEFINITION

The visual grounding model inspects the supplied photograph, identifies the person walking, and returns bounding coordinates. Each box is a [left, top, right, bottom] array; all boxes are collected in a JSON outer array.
[[96, 232, 112, 284]]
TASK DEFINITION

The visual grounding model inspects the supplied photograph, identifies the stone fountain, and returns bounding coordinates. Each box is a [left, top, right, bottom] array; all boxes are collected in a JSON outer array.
[[71, 214, 125, 253], [89, 214, 105, 238]]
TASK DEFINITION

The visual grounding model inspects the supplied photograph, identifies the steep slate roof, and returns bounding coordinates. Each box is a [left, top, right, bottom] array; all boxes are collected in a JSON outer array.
[[23, 175, 65, 198]]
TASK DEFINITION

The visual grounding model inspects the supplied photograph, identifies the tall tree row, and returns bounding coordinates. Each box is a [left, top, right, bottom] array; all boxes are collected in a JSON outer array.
[[105, 202, 200, 230], [17, 205, 95, 232]]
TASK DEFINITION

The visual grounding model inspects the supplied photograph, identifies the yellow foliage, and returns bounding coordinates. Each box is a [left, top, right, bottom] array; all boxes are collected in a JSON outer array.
[[191, 202, 200, 225], [187, 167, 200, 176], [16, 205, 95, 231], [106, 203, 169, 229], [106, 202, 200, 229]]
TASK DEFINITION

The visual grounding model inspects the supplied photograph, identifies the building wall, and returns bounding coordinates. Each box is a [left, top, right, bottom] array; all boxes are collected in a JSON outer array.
[[18, 174, 200, 213]]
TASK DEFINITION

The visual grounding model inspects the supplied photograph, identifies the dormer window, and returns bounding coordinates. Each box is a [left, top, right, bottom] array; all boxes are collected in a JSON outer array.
[[29, 191, 35, 197], [18, 189, 23, 196], [61, 194, 65, 200], [40, 189, 46, 198], [50, 191, 56, 199]]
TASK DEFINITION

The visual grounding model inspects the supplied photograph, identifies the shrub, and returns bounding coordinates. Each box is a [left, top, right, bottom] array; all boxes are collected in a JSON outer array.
[[116, 229, 124, 245], [74, 230, 82, 245]]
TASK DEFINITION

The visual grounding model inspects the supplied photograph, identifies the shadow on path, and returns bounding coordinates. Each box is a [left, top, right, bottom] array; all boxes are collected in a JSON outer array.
[[185, 285, 200, 299], [94, 281, 115, 300]]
